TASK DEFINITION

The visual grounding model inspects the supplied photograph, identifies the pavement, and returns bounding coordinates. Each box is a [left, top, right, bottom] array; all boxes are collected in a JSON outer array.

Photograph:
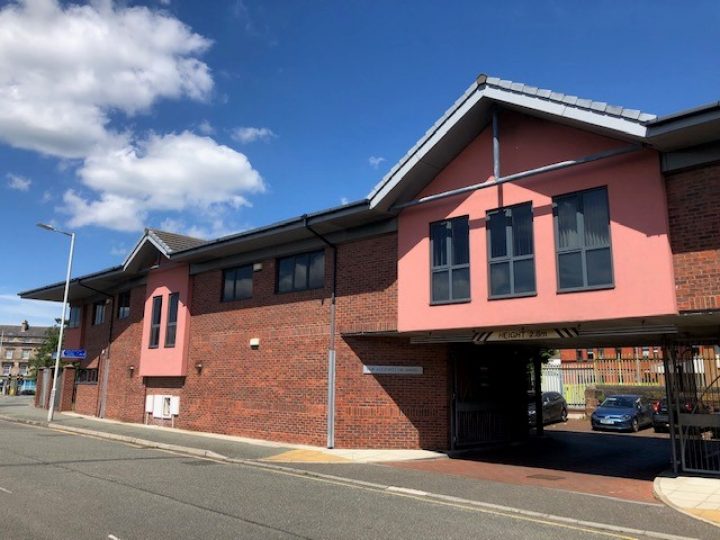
[[2, 396, 719, 532]]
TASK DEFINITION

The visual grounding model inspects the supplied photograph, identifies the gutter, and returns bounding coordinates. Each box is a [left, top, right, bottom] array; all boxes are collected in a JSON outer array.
[[303, 215, 338, 449]]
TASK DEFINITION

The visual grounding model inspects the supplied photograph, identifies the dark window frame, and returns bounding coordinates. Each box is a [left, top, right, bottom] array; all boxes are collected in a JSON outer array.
[[429, 215, 471, 305], [92, 302, 106, 326], [67, 306, 82, 328], [76, 368, 99, 385], [553, 186, 614, 293], [222, 265, 253, 302], [486, 202, 536, 299], [117, 291, 131, 320], [165, 292, 179, 348], [276, 250, 325, 294], [149, 296, 162, 349]]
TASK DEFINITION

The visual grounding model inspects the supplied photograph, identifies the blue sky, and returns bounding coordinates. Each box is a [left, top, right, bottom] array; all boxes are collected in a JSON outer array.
[[1, 0, 719, 325]]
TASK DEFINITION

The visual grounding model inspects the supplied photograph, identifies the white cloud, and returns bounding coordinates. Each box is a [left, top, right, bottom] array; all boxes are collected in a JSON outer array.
[[231, 126, 276, 144], [198, 119, 214, 135], [0, 294, 61, 326], [61, 131, 265, 232], [160, 217, 239, 240], [7, 173, 31, 191], [340, 197, 349, 205], [0, 0, 212, 158], [110, 244, 127, 257], [41, 190, 53, 203], [369, 156, 386, 169]]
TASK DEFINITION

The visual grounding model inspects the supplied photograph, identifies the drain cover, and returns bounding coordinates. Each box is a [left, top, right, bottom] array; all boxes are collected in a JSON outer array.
[[526, 473, 564, 481]]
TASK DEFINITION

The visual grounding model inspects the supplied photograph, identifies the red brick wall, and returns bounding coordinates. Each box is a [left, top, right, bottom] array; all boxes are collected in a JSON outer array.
[[666, 163, 720, 311], [58, 367, 75, 412], [104, 285, 147, 423], [75, 232, 451, 449], [74, 383, 99, 415]]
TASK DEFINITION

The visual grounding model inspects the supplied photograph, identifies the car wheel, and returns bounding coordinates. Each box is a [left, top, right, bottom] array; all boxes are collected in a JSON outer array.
[[560, 408, 568, 422], [631, 418, 640, 433]]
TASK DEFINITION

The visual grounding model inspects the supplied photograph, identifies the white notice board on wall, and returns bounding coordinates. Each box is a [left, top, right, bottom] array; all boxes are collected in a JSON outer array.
[[362, 365, 423, 375]]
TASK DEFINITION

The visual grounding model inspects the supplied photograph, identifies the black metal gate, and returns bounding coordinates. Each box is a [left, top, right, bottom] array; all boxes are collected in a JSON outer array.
[[665, 343, 720, 475], [451, 346, 529, 449]]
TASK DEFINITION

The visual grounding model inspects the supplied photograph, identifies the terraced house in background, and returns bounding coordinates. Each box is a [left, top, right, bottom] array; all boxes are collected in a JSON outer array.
[[20, 75, 720, 474]]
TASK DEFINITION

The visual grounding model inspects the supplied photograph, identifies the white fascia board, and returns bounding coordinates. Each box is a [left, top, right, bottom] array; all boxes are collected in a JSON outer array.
[[484, 87, 647, 138], [121, 234, 170, 271], [368, 87, 485, 209]]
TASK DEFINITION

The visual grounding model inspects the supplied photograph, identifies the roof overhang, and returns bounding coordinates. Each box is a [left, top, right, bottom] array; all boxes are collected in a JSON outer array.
[[367, 75, 653, 212]]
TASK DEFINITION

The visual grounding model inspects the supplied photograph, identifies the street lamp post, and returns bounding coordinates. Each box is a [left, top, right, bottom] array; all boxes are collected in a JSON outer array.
[[37, 223, 75, 422]]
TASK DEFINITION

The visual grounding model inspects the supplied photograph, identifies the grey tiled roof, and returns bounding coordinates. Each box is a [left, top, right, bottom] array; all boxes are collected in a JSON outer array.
[[0, 324, 51, 338], [483, 76, 657, 123], [146, 229, 207, 254]]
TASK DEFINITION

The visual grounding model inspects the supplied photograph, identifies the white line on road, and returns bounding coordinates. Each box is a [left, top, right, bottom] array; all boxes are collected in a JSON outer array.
[[0, 486, 12, 494], [108, 534, 120, 540]]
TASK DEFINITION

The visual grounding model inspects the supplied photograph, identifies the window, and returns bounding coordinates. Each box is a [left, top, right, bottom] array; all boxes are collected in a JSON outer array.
[[642, 346, 650, 359], [487, 203, 535, 298], [430, 216, 470, 303], [21, 349, 30, 360], [222, 265, 253, 301], [165, 293, 179, 348], [19, 363, 28, 376], [68, 306, 82, 328], [587, 349, 595, 361], [575, 349, 583, 361], [598, 348, 605, 360], [277, 250, 325, 293], [5, 349, 13, 360], [117, 291, 131, 319], [92, 302, 106, 325], [2, 363, 10, 376], [554, 187, 613, 291], [149, 296, 162, 348], [76, 368, 98, 384], [615, 347, 622, 360]]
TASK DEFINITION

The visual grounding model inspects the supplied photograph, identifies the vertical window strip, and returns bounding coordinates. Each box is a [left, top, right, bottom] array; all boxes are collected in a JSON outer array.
[[149, 296, 162, 348], [165, 293, 179, 348], [554, 187, 613, 291], [430, 216, 470, 303], [487, 203, 535, 298]]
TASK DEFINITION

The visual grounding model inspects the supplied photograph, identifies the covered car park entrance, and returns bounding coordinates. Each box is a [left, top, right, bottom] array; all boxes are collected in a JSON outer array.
[[409, 317, 720, 477]]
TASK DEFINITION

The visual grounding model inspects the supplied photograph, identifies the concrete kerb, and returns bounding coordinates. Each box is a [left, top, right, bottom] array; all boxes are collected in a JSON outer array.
[[0, 413, 701, 540], [653, 475, 720, 530]]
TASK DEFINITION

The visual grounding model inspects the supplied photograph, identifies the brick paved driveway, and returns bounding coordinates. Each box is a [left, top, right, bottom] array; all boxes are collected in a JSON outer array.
[[390, 420, 671, 502]]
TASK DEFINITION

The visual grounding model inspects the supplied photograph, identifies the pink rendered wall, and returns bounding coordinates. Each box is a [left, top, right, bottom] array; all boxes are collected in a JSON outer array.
[[397, 110, 677, 332], [139, 263, 191, 377]]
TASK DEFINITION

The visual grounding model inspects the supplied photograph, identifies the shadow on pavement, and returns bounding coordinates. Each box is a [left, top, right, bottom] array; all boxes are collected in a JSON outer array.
[[454, 429, 671, 481]]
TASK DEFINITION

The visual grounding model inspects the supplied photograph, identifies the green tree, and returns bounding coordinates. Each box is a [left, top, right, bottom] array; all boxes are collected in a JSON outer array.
[[32, 326, 60, 372]]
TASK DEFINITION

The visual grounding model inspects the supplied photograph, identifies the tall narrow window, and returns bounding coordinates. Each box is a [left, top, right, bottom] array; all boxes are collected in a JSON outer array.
[[165, 293, 179, 348], [430, 216, 470, 303], [149, 296, 162, 348], [487, 203, 535, 298], [277, 250, 324, 293], [117, 291, 131, 319], [67, 306, 82, 328], [554, 187, 613, 291], [222, 265, 253, 301], [92, 302, 106, 325]]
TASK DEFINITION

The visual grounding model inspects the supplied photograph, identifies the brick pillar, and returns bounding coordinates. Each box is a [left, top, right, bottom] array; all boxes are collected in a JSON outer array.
[[58, 367, 76, 412], [34, 370, 44, 408]]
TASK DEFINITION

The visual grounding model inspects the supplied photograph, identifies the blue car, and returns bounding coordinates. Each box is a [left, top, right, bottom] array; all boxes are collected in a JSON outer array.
[[591, 394, 653, 432]]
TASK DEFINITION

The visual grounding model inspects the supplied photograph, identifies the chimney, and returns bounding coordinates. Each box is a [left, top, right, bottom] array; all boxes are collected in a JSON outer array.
[[20, 320, 29, 332]]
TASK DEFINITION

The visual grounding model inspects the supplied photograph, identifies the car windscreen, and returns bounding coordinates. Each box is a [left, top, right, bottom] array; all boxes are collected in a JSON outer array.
[[600, 397, 636, 408]]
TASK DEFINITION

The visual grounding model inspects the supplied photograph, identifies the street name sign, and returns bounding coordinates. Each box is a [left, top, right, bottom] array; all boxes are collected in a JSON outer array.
[[61, 349, 87, 359]]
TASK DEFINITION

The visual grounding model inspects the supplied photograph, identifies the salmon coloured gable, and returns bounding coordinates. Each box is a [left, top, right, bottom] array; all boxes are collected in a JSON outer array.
[[397, 110, 677, 332]]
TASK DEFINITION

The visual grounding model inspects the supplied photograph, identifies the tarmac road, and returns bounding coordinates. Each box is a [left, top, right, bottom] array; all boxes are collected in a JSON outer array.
[[0, 418, 706, 540]]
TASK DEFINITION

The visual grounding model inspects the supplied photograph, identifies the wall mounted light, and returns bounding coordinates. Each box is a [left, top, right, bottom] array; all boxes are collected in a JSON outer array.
[[249, 338, 260, 350], [195, 362, 203, 373], [128, 365, 135, 376]]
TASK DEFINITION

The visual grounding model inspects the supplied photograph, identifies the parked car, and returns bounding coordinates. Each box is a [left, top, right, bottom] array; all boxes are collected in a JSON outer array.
[[528, 391, 568, 426], [652, 397, 714, 433], [17, 379, 36, 396], [591, 394, 653, 432]]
